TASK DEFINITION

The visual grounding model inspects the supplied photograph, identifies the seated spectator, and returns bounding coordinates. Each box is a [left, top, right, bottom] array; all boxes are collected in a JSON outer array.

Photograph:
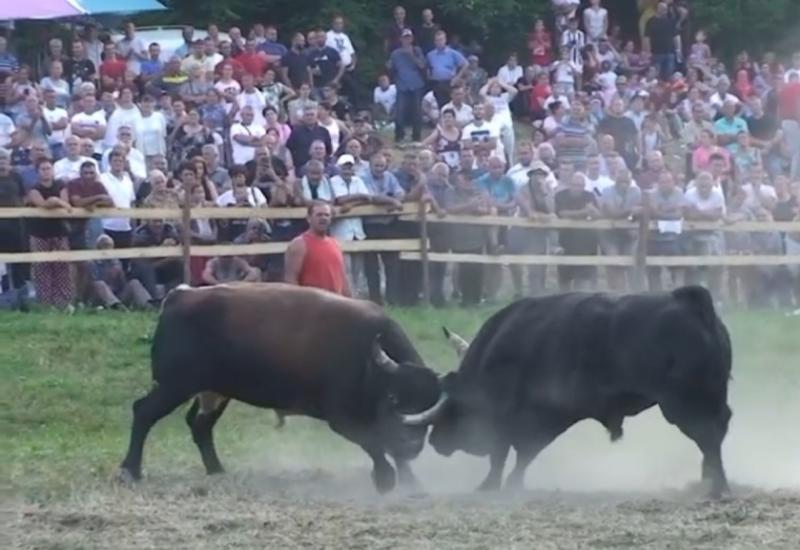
[[101, 126, 147, 182], [692, 129, 731, 175], [264, 107, 292, 147], [90, 234, 153, 310], [54, 136, 98, 183], [232, 217, 271, 274], [142, 169, 180, 209], [201, 255, 261, 285], [216, 165, 267, 207], [129, 218, 183, 301], [421, 89, 440, 126]]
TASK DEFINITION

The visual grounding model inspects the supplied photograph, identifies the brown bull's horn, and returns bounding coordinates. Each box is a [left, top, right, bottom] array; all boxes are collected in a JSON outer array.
[[401, 392, 449, 425], [372, 341, 399, 372], [442, 326, 469, 357]]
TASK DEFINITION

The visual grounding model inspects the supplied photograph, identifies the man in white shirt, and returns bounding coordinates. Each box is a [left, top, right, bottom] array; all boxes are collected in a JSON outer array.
[[54, 135, 98, 182], [100, 150, 137, 247], [100, 126, 147, 182], [70, 94, 107, 158], [230, 106, 266, 166], [236, 74, 267, 126], [496, 53, 523, 87], [683, 170, 726, 291], [462, 102, 501, 159], [709, 77, 741, 116], [506, 141, 540, 187], [326, 16, 356, 70], [741, 165, 777, 213], [41, 89, 69, 159], [584, 153, 614, 195], [116, 22, 147, 76], [441, 85, 474, 128], [583, 0, 609, 43]]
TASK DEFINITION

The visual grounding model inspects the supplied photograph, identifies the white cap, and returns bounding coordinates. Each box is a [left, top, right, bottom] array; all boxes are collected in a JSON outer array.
[[336, 154, 356, 166]]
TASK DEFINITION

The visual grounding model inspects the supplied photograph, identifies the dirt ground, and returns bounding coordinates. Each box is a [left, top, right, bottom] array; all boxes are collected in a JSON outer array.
[[5, 467, 800, 550]]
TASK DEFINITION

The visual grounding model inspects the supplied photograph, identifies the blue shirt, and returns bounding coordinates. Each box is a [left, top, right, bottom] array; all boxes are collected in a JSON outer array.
[[389, 47, 426, 91], [362, 170, 405, 198], [713, 116, 748, 138], [0, 52, 19, 74], [477, 173, 515, 203], [426, 46, 466, 82], [257, 40, 287, 58], [140, 59, 163, 78]]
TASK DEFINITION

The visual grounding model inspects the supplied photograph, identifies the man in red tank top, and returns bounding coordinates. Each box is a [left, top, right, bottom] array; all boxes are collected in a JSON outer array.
[[284, 201, 351, 296]]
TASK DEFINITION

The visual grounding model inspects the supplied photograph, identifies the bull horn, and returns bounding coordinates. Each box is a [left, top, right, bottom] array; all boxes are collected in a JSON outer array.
[[401, 392, 449, 426], [442, 326, 469, 357], [372, 340, 399, 372]]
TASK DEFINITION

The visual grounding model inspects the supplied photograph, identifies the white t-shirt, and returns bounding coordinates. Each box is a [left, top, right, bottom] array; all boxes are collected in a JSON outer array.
[[326, 30, 356, 67], [373, 84, 397, 114], [0, 113, 16, 148], [742, 183, 777, 212], [105, 105, 143, 148], [116, 36, 147, 75], [586, 174, 615, 195], [329, 175, 370, 241], [463, 119, 504, 159], [136, 112, 167, 156], [42, 106, 69, 145], [70, 110, 107, 154], [583, 7, 609, 42], [485, 92, 514, 127], [101, 147, 146, 181], [216, 186, 267, 207], [214, 78, 242, 97], [441, 101, 474, 127], [230, 122, 266, 165], [100, 171, 136, 231], [684, 186, 726, 215], [202, 53, 223, 75], [497, 65, 522, 87], [54, 156, 98, 182], [422, 91, 439, 121], [236, 90, 267, 126]]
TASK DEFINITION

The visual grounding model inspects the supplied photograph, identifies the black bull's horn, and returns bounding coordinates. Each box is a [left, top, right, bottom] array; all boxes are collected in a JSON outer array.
[[401, 392, 449, 426], [442, 326, 470, 357], [372, 341, 400, 372]]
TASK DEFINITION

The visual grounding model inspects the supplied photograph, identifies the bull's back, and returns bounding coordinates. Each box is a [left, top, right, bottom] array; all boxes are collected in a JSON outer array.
[[150, 284, 386, 409]]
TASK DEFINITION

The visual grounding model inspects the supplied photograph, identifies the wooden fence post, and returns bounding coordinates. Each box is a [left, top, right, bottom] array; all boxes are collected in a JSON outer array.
[[181, 199, 192, 285], [419, 201, 431, 305], [634, 210, 650, 292]]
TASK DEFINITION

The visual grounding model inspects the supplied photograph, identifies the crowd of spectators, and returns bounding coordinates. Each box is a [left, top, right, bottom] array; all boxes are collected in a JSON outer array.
[[0, 0, 799, 312]]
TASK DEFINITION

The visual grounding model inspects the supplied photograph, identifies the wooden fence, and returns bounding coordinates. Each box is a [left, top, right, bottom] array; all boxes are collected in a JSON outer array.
[[1, 202, 799, 303]]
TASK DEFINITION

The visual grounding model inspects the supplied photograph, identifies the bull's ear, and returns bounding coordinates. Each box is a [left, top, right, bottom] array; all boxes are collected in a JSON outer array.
[[442, 326, 470, 358], [372, 337, 399, 372]]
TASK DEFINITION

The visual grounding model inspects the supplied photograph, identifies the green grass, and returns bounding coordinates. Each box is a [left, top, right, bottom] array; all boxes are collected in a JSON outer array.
[[1, 306, 798, 501]]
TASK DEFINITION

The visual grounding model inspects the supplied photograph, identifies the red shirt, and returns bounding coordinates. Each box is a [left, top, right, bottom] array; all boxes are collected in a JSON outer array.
[[100, 59, 127, 81], [778, 82, 800, 121], [235, 52, 267, 79], [298, 231, 347, 295], [528, 31, 553, 67]]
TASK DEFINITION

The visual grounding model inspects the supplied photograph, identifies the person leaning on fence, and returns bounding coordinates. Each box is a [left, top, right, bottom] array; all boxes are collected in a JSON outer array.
[[25, 157, 75, 309], [597, 167, 641, 293], [646, 171, 685, 292], [90, 234, 153, 310], [683, 171, 726, 296], [554, 171, 600, 291], [509, 165, 555, 298]]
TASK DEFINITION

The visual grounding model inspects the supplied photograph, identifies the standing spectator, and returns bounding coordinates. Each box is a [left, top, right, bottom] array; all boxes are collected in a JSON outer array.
[[179, 65, 213, 107], [528, 19, 553, 69], [387, 29, 426, 145], [0, 149, 28, 307], [415, 8, 440, 53], [480, 78, 518, 163], [39, 61, 70, 109], [463, 55, 488, 104], [137, 95, 167, 169], [427, 31, 467, 108], [583, 0, 609, 44], [64, 40, 96, 94], [598, 98, 639, 171], [384, 5, 408, 54], [286, 107, 332, 169], [100, 150, 136, 250], [554, 171, 599, 290], [139, 43, 163, 85], [462, 103, 501, 160], [54, 136, 97, 183], [202, 144, 230, 194], [286, 82, 318, 126], [0, 36, 19, 75], [101, 127, 146, 182], [308, 29, 344, 93], [281, 32, 313, 90], [713, 100, 748, 153], [441, 85, 474, 128], [683, 171, 725, 294], [170, 107, 214, 165], [41, 89, 68, 161], [560, 17, 585, 72], [236, 38, 268, 83], [598, 168, 641, 291], [644, 2, 681, 80], [105, 87, 142, 148], [421, 108, 462, 169], [236, 73, 267, 126], [741, 164, 777, 213], [326, 16, 360, 105], [497, 53, 522, 87], [361, 153, 405, 305], [646, 171, 685, 291], [116, 22, 147, 77], [317, 103, 349, 153], [82, 24, 104, 70], [99, 42, 127, 93], [285, 200, 350, 295], [25, 158, 74, 309]]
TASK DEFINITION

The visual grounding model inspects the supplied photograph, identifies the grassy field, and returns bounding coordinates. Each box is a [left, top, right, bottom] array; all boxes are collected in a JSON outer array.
[[2, 305, 798, 501]]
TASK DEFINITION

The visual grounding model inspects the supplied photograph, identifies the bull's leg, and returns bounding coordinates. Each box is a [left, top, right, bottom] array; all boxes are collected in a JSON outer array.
[[185, 393, 230, 475], [504, 416, 574, 490], [329, 422, 396, 494], [392, 457, 420, 489], [476, 442, 510, 492], [119, 385, 192, 481], [660, 400, 731, 499]]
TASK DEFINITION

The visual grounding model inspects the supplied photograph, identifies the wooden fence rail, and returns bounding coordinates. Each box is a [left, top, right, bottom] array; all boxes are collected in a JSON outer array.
[[1, 204, 799, 303]]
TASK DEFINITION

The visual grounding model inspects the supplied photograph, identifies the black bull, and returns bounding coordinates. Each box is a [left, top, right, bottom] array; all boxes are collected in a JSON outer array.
[[118, 283, 444, 494], [414, 286, 733, 499]]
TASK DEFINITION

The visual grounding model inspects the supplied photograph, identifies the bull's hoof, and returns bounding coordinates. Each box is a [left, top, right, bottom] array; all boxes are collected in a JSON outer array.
[[115, 467, 140, 485], [476, 476, 502, 492], [372, 466, 396, 495], [206, 465, 225, 476]]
